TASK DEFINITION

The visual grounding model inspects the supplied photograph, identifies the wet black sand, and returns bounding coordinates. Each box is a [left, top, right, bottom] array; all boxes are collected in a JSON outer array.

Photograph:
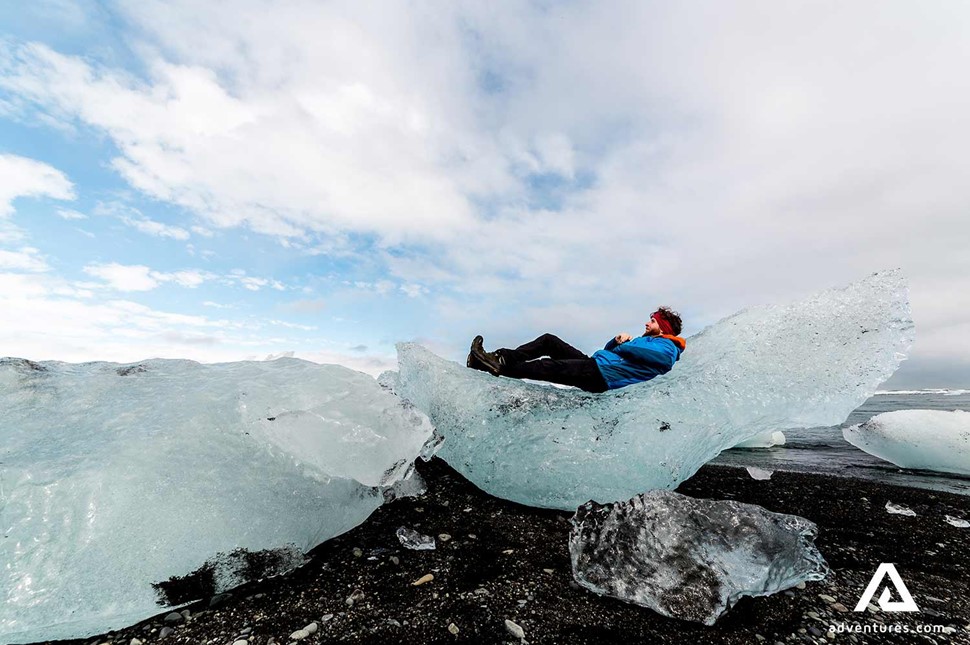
[[29, 459, 970, 645]]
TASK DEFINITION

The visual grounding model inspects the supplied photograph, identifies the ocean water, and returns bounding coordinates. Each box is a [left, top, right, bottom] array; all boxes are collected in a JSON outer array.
[[711, 390, 970, 496]]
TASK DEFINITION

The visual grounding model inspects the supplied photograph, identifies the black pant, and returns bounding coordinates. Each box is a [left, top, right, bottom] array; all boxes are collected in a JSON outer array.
[[498, 333, 608, 393]]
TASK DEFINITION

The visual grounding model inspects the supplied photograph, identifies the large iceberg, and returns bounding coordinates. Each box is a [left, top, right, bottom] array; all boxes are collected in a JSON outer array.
[[569, 491, 828, 624], [389, 271, 913, 509], [843, 410, 970, 475], [0, 357, 433, 643]]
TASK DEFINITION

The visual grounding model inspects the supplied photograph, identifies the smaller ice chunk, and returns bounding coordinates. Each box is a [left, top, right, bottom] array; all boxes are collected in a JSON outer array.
[[945, 515, 969, 528], [885, 501, 916, 516], [734, 431, 787, 449], [843, 410, 970, 475], [746, 466, 774, 480], [396, 527, 436, 550], [569, 491, 828, 625], [382, 469, 427, 502]]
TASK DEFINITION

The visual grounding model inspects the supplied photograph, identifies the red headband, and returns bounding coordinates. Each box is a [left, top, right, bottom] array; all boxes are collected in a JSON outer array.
[[652, 310, 674, 336]]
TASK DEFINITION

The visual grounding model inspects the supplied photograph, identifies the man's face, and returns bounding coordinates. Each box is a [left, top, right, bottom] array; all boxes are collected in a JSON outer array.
[[644, 316, 663, 336]]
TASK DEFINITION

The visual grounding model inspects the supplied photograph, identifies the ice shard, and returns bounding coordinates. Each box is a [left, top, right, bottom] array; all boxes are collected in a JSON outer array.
[[843, 410, 970, 475], [569, 491, 828, 625], [390, 271, 913, 509], [0, 357, 433, 643], [733, 430, 786, 449]]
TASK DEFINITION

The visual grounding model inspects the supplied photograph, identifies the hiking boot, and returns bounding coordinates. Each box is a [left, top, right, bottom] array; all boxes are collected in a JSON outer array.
[[469, 335, 504, 376], [467, 346, 485, 369]]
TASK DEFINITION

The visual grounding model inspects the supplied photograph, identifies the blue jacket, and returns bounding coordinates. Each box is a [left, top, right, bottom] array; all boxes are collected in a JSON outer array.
[[592, 334, 686, 390]]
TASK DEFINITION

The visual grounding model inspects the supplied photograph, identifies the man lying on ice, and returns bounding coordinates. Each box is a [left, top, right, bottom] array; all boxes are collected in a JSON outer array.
[[467, 306, 686, 393]]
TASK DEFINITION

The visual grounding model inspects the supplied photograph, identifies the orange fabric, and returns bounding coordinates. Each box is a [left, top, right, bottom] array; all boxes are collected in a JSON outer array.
[[661, 334, 687, 350]]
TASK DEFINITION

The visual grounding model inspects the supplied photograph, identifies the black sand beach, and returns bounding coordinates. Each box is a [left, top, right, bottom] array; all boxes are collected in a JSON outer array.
[[27, 458, 970, 645]]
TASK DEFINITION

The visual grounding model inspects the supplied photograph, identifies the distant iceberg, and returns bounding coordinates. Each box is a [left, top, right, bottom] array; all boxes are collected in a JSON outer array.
[[843, 409, 970, 475], [389, 271, 913, 510], [0, 357, 433, 643]]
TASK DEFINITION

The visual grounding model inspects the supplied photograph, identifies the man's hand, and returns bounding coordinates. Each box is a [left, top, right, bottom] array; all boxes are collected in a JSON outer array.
[[614, 333, 633, 344]]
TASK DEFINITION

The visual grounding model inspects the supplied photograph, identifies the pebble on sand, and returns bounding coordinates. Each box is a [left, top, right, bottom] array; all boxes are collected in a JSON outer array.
[[413, 573, 435, 586], [505, 619, 525, 639]]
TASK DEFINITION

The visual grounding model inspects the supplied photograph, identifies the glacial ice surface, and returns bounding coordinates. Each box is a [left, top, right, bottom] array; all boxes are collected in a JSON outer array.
[[0, 357, 433, 643], [389, 271, 913, 509], [569, 491, 828, 624], [843, 410, 970, 475]]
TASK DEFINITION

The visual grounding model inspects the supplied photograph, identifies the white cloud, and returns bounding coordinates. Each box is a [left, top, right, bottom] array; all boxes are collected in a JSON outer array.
[[354, 280, 394, 295], [0, 271, 305, 364], [120, 214, 190, 240], [167, 270, 209, 288], [2, 3, 970, 382], [91, 201, 191, 239], [82, 263, 215, 291], [239, 276, 267, 291], [83, 263, 159, 291], [399, 283, 426, 298], [0, 220, 27, 244], [269, 319, 317, 331], [0, 30, 483, 241], [0, 153, 74, 216], [82, 262, 289, 294], [281, 298, 326, 314], [0, 247, 49, 272], [57, 208, 87, 220]]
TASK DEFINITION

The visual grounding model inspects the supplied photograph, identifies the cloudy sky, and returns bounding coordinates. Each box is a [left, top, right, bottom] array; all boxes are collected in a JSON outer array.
[[0, 1, 967, 387]]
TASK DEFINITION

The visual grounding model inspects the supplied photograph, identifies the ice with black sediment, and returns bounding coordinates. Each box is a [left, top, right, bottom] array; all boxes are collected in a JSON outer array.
[[569, 491, 828, 625], [388, 271, 913, 509], [0, 357, 433, 643], [843, 409, 970, 475]]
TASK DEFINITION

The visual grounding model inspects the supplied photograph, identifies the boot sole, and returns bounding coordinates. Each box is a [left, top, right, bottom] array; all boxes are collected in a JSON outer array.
[[469, 336, 502, 377]]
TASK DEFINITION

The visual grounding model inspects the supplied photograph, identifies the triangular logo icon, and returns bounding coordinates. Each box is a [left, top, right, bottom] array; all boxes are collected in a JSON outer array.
[[854, 563, 920, 612]]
